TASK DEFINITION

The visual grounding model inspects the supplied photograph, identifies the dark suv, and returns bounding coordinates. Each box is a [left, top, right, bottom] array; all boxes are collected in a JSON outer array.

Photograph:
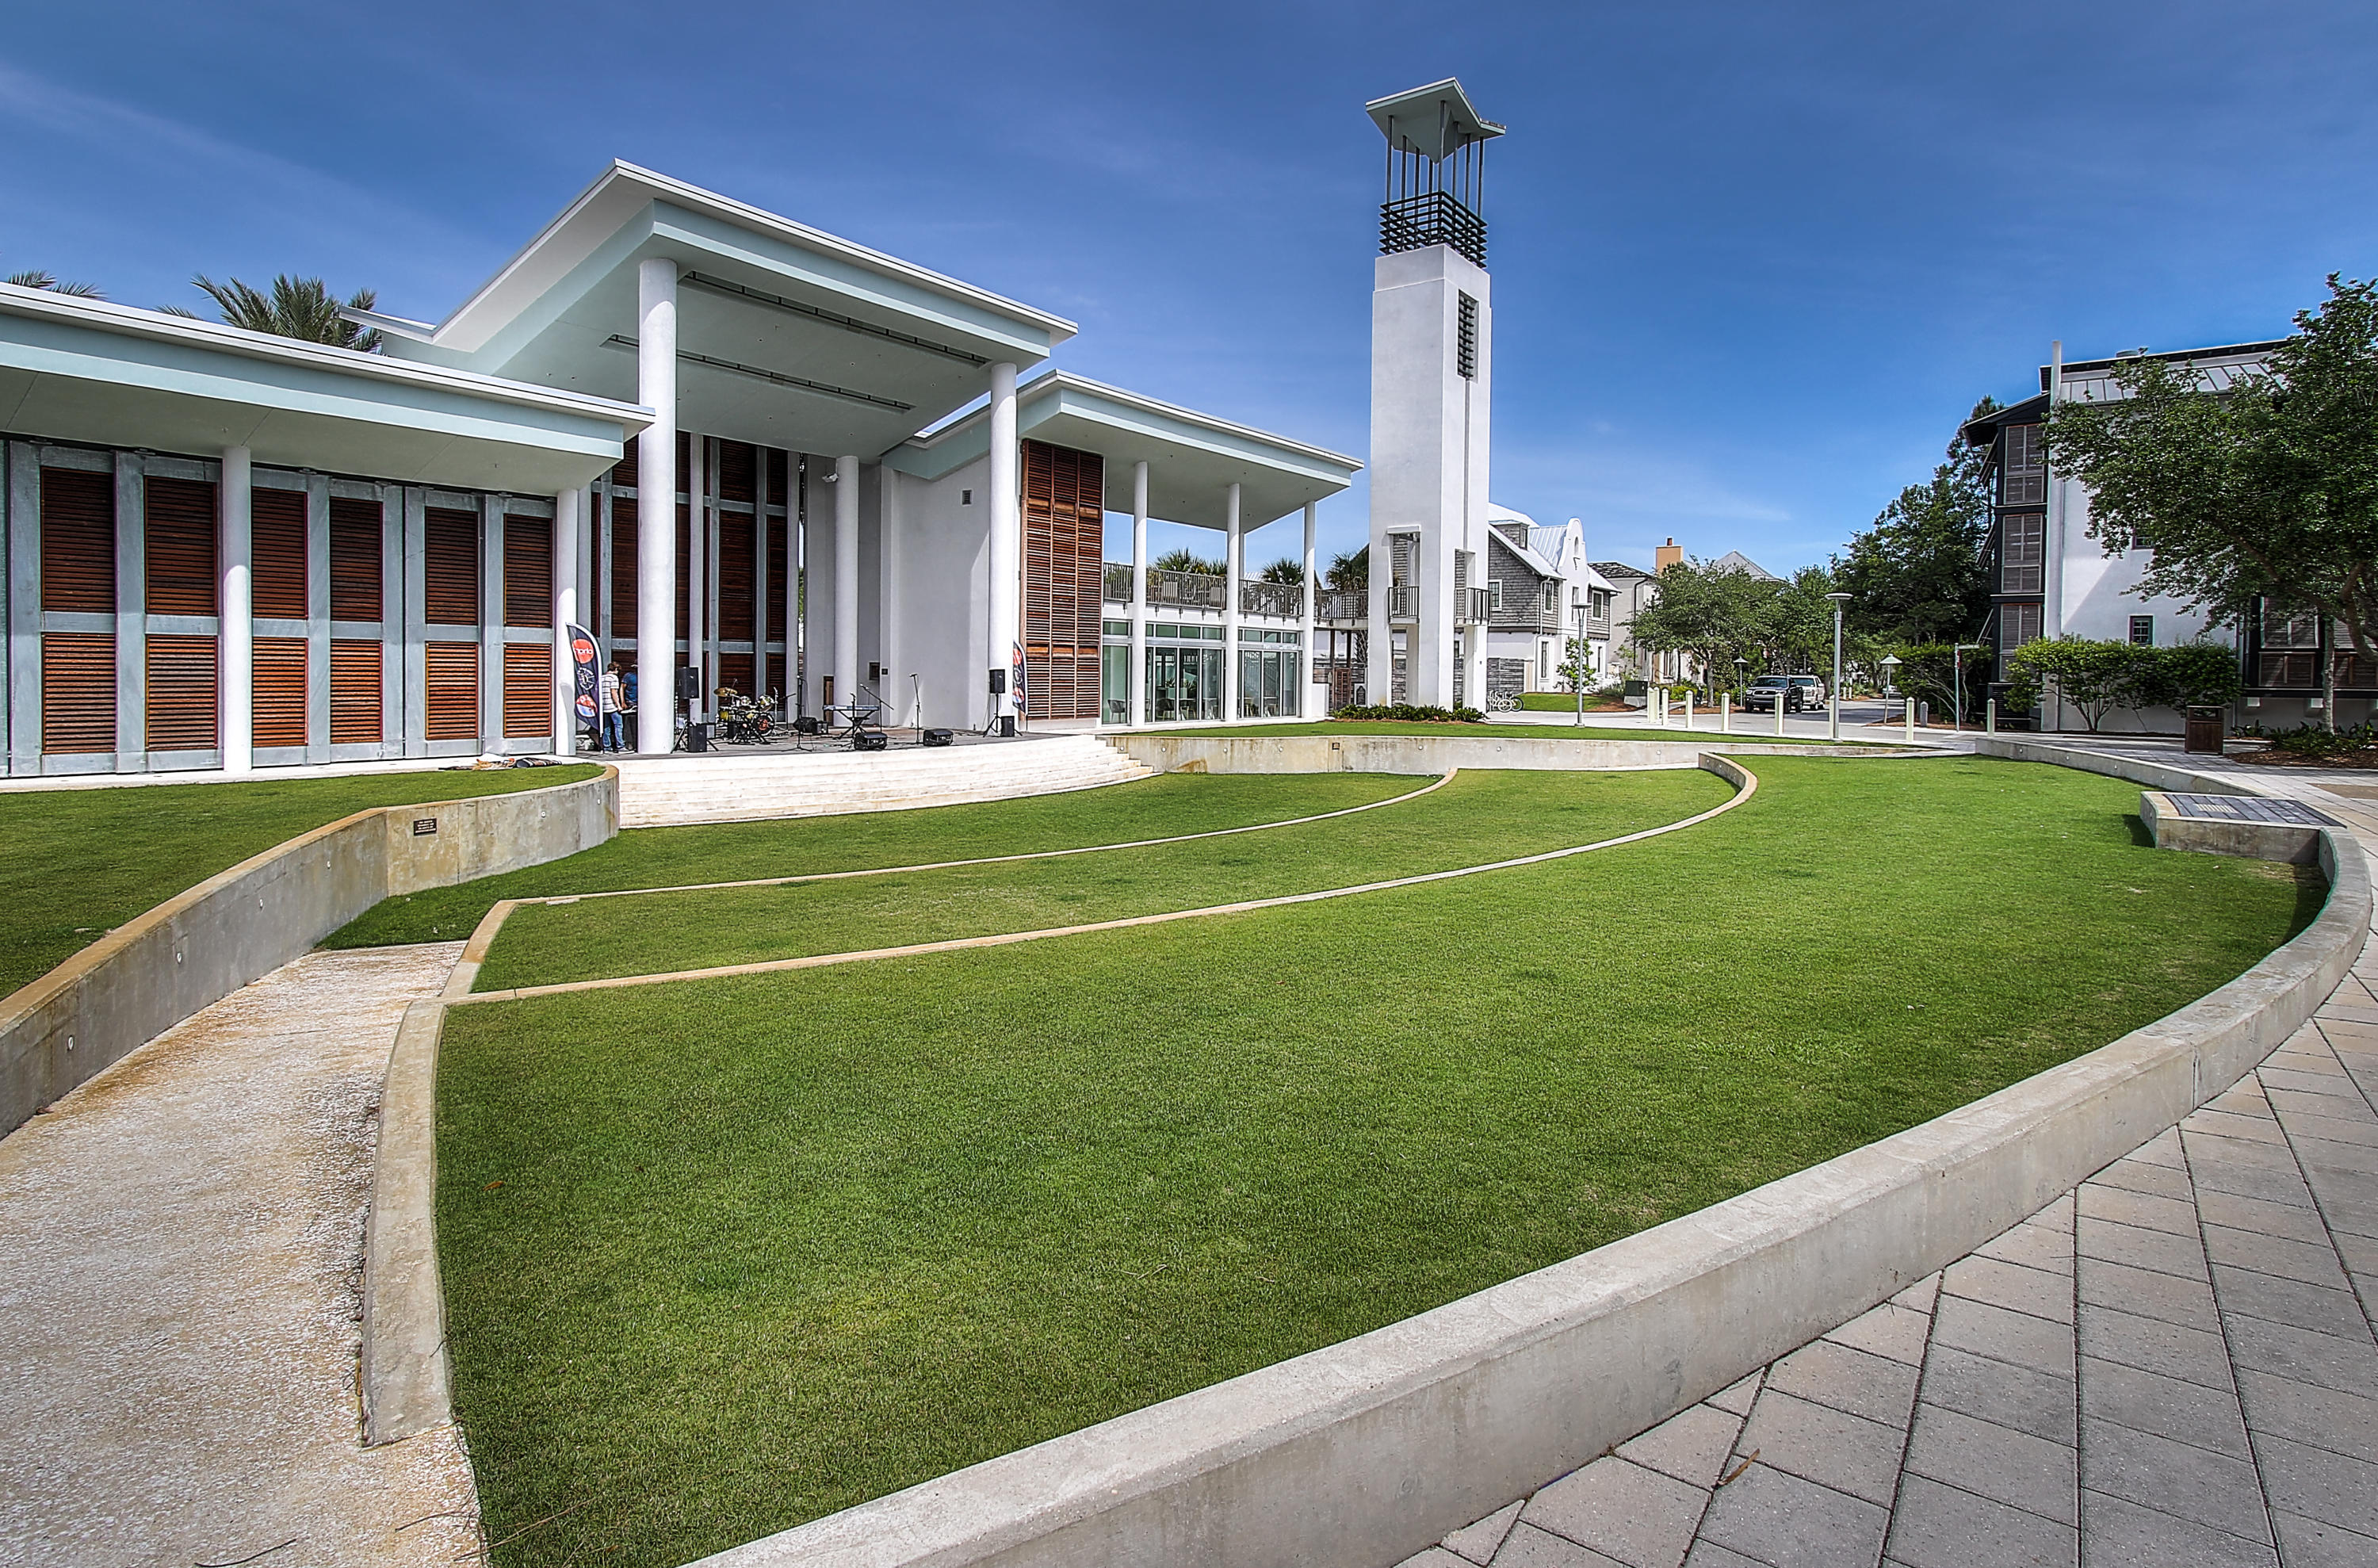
[[1743, 675, 1823, 713]]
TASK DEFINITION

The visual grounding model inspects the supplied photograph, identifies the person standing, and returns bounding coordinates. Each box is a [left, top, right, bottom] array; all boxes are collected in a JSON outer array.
[[599, 661, 628, 752]]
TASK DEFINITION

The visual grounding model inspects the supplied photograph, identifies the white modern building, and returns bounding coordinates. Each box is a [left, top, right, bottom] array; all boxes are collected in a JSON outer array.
[[0, 162, 1358, 777]]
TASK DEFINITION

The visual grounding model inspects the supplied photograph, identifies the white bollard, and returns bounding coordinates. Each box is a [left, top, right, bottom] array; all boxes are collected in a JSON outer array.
[[1721, 692, 1730, 732], [1776, 690, 1787, 738], [1986, 698, 1997, 735], [1681, 689, 1694, 731], [1906, 696, 1916, 743]]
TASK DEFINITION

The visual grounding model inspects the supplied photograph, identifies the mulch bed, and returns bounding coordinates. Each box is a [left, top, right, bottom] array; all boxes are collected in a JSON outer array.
[[2228, 748, 2378, 770]]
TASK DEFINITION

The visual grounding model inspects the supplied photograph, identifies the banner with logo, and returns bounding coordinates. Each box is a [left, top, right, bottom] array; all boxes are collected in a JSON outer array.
[[567, 624, 600, 740], [1011, 641, 1027, 713]]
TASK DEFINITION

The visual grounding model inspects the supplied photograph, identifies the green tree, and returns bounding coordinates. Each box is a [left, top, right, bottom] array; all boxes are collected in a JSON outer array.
[[2002, 637, 2147, 732], [1258, 556, 1305, 585], [1152, 545, 1225, 576], [170, 273, 383, 351], [1833, 397, 1996, 644], [1627, 557, 1777, 698], [6, 270, 104, 299], [1325, 545, 1368, 593], [1767, 564, 1839, 675]]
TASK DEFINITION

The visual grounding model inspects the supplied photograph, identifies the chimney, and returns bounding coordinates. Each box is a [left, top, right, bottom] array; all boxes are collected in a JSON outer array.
[[1654, 537, 1682, 572]]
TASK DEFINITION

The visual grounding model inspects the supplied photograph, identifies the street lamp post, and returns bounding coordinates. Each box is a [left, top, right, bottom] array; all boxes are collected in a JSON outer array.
[[1880, 653, 1902, 725], [1826, 591, 1852, 740], [1573, 591, 1589, 728], [1953, 643, 1982, 732]]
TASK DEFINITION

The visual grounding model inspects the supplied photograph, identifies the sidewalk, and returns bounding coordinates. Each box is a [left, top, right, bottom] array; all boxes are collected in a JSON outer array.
[[1405, 742, 2378, 1568]]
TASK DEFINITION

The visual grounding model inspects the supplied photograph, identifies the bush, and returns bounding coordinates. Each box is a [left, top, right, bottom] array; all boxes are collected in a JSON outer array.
[[2004, 636, 2243, 732], [1518, 690, 1626, 711], [2133, 640, 2245, 710], [2259, 722, 2378, 756], [1332, 703, 1485, 724]]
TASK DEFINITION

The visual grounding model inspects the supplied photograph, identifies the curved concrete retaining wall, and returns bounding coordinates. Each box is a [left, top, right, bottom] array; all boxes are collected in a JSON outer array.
[[1108, 732, 1913, 774], [0, 767, 617, 1142], [686, 746, 2369, 1568]]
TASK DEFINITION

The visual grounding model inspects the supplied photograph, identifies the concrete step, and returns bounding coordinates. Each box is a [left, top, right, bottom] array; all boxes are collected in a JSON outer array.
[[612, 736, 1155, 827]]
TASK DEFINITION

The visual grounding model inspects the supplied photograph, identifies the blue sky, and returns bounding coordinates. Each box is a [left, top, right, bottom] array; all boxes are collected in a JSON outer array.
[[6, 1, 2376, 574]]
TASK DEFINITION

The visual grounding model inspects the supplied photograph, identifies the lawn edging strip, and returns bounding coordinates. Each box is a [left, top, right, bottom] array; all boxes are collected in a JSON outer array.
[[0, 767, 617, 1142], [667, 748, 2365, 1568], [1109, 732, 1924, 775]]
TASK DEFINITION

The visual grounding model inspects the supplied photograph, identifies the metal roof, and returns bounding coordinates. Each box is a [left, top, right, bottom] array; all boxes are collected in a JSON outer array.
[[1365, 79, 1505, 159]]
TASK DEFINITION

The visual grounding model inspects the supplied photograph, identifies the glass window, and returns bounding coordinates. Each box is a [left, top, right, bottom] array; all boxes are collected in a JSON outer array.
[[1103, 619, 1130, 638], [2261, 601, 2320, 649], [1998, 602, 2043, 674], [2002, 424, 2045, 506], [2128, 615, 2154, 647], [1101, 643, 1129, 724], [2001, 514, 2044, 595], [1489, 578, 1504, 610]]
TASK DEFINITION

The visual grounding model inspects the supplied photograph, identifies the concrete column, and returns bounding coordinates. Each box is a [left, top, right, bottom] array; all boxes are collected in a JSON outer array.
[[880, 467, 902, 724], [834, 453, 858, 720], [1299, 500, 1317, 717], [686, 434, 708, 720], [986, 362, 1019, 727], [218, 446, 253, 773], [1223, 481, 1242, 725], [635, 257, 678, 751], [1128, 460, 1149, 727], [553, 486, 583, 755]]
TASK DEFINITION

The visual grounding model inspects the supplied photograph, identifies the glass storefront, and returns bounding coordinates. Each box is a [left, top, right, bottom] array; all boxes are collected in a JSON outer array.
[[1099, 621, 1303, 724]]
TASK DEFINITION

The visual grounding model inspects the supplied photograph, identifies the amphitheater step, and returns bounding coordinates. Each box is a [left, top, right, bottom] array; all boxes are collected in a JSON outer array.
[[611, 735, 1157, 827]]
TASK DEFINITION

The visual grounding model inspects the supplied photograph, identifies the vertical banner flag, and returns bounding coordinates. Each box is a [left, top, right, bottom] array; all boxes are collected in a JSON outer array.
[[1011, 641, 1027, 713], [567, 624, 600, 739]]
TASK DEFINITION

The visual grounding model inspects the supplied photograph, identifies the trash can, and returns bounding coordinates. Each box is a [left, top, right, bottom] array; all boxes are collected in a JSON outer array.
[[2185, 706, 2227, 755]]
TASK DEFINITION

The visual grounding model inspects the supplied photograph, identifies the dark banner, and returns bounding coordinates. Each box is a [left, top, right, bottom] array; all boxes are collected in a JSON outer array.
[[567, 624, 600, 740]]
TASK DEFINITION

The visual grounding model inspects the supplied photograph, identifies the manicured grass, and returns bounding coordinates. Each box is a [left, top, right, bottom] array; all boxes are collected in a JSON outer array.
[[1141, 719, 1850, 744], [0, 764, 602, 1001], [330, 771, 1419, 949], [472, 769, 1724, 989], [1516, 692, 1631, 712], [436, 756, 2317, 1566]]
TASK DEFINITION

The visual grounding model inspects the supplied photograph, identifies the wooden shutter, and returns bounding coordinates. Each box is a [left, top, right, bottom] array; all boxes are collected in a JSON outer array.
[[251, 636, 307, 747], [718, 652, 754, 697], [720, 506, 755, 644], [329, 497, 382, 621], [146, 634, 219, 751], [717, 440, 757, 503], [40, 468, 114, 614], [765, 515, 788, 641], [609, 445, 638, 492], [1021, 439, 1104, 720], [423, 507, 478, 625], [502, 642, 552, 736], [250, 488, 308, 619], [40, 633, 114, 753], [146, 476, 218, 616], [423, 642, 479, 740], [330, 639, 382, 744], [609, 498, 638, 634], [675, 503, 691, 640], [503, 514, 552, 627]]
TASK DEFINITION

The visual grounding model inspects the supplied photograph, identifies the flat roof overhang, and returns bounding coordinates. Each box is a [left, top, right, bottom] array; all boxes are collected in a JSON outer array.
[[0, 287, 648, 493], [886, 373, 1360, 530], [363, 163, 1078, 462]]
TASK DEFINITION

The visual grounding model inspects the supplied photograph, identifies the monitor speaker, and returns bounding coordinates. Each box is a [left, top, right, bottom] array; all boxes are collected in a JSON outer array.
[[852, 730, 889, 752], [921, 728, 953, 748]]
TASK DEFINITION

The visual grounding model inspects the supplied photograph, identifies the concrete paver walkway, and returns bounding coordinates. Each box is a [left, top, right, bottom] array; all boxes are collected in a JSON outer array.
[[1405, 742, 2378, 1568], [0, 943, 478, 1567]]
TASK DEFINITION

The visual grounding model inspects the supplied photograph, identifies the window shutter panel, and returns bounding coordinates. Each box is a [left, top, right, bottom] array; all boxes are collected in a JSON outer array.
[[330, 639, 383, 744], [423, 642, 479, 740], [145, 477, 218, 616], [502, 642, 552, 736], [423, 508, 479, 625], [717, 440, 757, 503], [40, 468, 115, 614], [720, 505, 755, 641], [609, 499, 638, 634], [252, 635, 308, 747], [40, 633, 115, 753], [145, 634, 219, 751], [329, 497, 383, 621], [250, 488, 308, 619], [503, 514, 552, 627]]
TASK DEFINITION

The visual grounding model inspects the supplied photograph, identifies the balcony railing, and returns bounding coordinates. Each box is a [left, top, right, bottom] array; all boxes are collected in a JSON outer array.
[[1147, 567, 1226, 612], [1455, 587, 1492, 625], [1380, 190, 1486, 270], [1316, 589, 1367, 623], [1388, 585, 1416, 622], [1103, 562, 1132, 603], [1241, 579, 1303, 619]]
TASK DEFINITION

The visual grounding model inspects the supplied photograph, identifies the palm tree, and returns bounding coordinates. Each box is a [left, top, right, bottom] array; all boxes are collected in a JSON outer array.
[[1325, 545, 1368, 592], [6, 270, 105, 299], [175, 273, 380, 351], [1259, 556, 1306, 585], [1153, 545, 1226, 577]]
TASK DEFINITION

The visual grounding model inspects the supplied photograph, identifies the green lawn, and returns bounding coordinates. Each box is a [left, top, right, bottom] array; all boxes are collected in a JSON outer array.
[[472, 768, 1722, 989], [331, 771, 1420, 950], [435, 756, 2318, 1566], [0, 764, 602, 1000], [1141, 719, 1852, 744]]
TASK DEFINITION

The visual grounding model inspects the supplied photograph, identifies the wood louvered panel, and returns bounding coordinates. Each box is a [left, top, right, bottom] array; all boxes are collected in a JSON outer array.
[[40, 633, 114, 753], [252, 635, 307, 747], [718, 652, 754, 697], [503, 514, 552, 627], [502, 643, 552, 737], [330, 639, 382, 744], [717, 440, 757, 503], [766, 449, 789, 511], [766, 652, 786, 700], [609, 499, 638, 634], [40, 467, 115, 614], [765, 516, 788, 641], [675, 503, 691, 640], [329, 497, 383, 621], [676, 431, 691, 489], [1021, 438, 1104, 719], [424, 507, 479, 625], [720, 507, 755, 644], [146, 476, 218, 617], [146, 634, 219, 751], [609, 444, 638, 491], [423, 641, 479, 740], [250, 489, 308, 618]]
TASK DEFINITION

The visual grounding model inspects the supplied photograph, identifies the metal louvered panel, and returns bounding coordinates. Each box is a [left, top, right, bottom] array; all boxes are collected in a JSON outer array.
[[40, 467, 114, 614], [716, 440, 757, 503], [423, 642, 479, 740], [329, 497, 383, 621], [40, 633, 115, 753], [1021, 439, 1103, 719], [146, 476, 218, 617], [250, 489, 308, 619], [146, 634, 219, 751], [609, 499, 638, 634], [329, 640, 382, 744], [423, 507, 479, 625], [503, 514, 552, 627], [501, 643, 552, 737], [252, 636, 307, 747]]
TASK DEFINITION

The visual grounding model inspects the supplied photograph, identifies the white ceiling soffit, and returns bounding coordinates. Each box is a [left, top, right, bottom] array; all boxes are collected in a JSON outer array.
[[0, 285, 647, 493], [889, 372, 1360, 530], [369, 163, 1079, 461], [1365, 78, 1505, 159]]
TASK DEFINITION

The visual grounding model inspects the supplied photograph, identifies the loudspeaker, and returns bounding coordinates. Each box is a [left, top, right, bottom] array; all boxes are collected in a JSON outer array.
[[675, 668, 700, 700], [921, 728, 953, 748], [852, 729, 889, 751], [998, 715, 1016, 738], [793, 715, 820, 735], [988, 667, 1007, 694], [685, 721, 709, 753]]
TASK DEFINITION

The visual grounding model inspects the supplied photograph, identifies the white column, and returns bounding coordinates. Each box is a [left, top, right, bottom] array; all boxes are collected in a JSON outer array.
[[986, 362, 1019, 728], [1128, 460, 1149, 727], [1222, 481, 1243, 725], [552, 486, 583, 755], [834, 453, 859, 720], [218, 446, 253, 773], [1299, 500, 1317, 717], [634, 256, 678, 753], [686, 434, 708, 721]]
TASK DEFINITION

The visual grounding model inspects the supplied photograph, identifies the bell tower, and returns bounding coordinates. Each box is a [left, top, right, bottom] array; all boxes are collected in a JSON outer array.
[[1363, 78, 1504, 709]]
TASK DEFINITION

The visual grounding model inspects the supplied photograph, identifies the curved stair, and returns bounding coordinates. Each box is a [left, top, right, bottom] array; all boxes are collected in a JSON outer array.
[[610, 734, 1157, 828]]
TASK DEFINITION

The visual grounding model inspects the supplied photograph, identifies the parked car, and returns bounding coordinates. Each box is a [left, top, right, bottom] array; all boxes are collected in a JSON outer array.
[[1742, 675, 1824, 713]]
